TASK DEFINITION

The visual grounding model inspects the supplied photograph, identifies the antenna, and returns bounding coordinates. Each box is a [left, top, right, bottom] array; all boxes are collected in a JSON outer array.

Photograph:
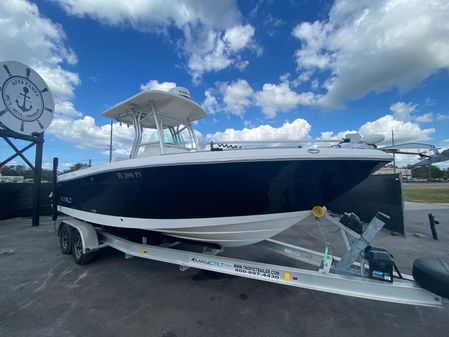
[[391, 130, 396, 173], [109, 119, 113, 163]]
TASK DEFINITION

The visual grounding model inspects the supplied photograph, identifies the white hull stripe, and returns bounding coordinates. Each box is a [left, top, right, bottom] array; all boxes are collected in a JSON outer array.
[[58, 206, 309, 230]]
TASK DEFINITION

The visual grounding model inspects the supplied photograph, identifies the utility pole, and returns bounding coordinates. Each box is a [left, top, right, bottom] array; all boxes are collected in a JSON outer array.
[[109, 119, 113, 163], [391, 130, 396, 174]]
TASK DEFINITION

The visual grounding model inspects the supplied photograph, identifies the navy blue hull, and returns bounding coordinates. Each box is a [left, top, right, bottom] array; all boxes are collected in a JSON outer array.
[[58, 160, 385, 219]]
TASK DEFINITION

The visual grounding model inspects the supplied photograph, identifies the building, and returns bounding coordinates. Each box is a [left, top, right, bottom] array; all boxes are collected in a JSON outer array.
[[375, 167, 412, 180]]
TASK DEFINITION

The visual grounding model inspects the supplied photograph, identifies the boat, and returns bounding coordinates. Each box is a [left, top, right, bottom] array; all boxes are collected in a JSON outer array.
[[56, 87, 392, 247]]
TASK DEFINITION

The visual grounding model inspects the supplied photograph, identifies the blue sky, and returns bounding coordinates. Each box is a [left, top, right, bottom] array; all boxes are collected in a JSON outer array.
[[1, 0, 449, 169]]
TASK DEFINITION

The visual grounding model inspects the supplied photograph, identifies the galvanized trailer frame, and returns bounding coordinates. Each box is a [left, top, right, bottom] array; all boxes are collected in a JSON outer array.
[[54, 211, 442, 308]]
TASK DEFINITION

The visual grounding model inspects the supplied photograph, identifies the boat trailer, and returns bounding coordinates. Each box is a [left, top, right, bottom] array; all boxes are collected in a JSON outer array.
[[54, 208, 444, 308]]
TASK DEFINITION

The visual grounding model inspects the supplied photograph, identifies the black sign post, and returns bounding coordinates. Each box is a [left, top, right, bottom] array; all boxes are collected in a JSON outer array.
[[0, 127, 44, 226], [428, 213, 439, 240]]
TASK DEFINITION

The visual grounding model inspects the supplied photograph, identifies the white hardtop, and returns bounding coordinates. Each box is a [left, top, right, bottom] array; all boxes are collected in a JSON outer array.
[[102, 88, 205, 128], [101, 87, 204, 158]]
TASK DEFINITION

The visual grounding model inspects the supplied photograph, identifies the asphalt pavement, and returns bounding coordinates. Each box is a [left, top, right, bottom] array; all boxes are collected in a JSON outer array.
[[1, 205, 448, 337]]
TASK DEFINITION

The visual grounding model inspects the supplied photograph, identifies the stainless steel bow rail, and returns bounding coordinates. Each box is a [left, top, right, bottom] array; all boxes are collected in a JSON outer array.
[[54, 209, 442, 308], [209, 139, 343, 151]]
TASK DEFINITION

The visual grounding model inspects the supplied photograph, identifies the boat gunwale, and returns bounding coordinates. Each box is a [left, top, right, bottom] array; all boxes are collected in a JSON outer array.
[[57, 147, 391, 182]]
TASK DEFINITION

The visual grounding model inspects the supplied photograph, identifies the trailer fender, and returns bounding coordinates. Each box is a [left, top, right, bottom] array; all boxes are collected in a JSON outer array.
[[57, 218, 101, 254]]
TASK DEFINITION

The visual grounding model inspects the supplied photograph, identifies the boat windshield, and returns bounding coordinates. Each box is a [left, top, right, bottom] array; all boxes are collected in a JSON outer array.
[[148, 128, 187, 146], [132, 112, 198, 157]]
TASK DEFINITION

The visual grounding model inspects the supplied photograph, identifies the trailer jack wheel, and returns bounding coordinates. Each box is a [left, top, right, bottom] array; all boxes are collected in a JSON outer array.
[[72, 229, 94, 265], [59, 223, 73, 255]]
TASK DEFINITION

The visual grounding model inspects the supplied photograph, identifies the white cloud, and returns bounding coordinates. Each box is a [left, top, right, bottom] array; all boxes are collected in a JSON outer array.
[[235, 59, 250, 71], [202, 90, 219, 114], [219, 79, 253, 116], [389, 102, 441, 123], [292, 20, 331, 70], [390, 102, 416, 122], [54, 0, 257, 81], [321, 103, 437, 145], [54, 101, 82, 118], [186, 33, 232, 79], [320, 130, 357, 140], [47, 116, 134, 154], [393, 153, 423, 168], [140, 80, 176, 91], [207, 118, 312, 141], [435, 113, 449, 121], [293, 0, 449, 108], [255, 79, 316, 118], [33, 64, 80, 102], [224, 25, 255, 52], [205, 77, 317, 118], [319, 131, 334, 140], [208, 77, 317, 118], [243, 120, 254, 128], [54, 0, 241, 31], [415, 112, 433, 123], [360, 115, 434, 143], [186, 25, 258, 81], [0, 0, 81, 118], [263, 14, 286, 34]]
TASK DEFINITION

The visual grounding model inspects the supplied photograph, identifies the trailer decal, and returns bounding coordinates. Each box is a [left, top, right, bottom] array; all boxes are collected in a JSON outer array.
[[233, 263, 281, 279]]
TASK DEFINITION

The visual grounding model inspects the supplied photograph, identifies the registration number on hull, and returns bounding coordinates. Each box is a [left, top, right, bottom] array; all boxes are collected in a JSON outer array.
[[117, 171, 142, 180]]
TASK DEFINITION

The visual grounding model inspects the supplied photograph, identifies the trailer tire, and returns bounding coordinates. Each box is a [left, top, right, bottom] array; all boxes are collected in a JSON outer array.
[[59, 223, 73, 255], [72, 229, 94, 265]]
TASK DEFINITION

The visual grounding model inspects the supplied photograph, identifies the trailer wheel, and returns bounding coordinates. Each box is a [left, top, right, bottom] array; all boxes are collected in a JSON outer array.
[[59, 223, 73, 255], [72, 229, 94, 265]]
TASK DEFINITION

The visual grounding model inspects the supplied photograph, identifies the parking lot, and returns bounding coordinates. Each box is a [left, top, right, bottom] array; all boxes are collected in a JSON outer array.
[[1, 204, 448, 337]]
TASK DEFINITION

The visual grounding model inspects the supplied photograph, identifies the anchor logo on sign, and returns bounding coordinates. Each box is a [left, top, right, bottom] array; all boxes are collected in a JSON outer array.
[[15, 86, 33, 112]]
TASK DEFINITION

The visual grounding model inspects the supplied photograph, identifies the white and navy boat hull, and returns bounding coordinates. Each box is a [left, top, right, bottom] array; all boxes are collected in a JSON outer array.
[[56, 148, 391, 247]]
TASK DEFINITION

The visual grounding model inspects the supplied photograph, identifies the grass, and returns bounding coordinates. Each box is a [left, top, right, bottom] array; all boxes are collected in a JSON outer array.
[[403, 188, 449, 203]]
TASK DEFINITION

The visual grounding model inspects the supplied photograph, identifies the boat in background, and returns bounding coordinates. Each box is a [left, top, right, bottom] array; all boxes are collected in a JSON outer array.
[[56, 87, 391, 247]]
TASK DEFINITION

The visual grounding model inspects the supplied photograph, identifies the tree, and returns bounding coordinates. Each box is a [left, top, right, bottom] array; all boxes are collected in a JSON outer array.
[[63, 163, 89, 173], [411, 165, 445, 180], [41, 169, 54, 182], [0, 165, 27, 177], [0, 164, 53, 182]]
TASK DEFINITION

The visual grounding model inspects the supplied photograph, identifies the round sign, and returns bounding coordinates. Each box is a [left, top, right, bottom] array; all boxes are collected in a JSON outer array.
[[0, 61, 54, 135]]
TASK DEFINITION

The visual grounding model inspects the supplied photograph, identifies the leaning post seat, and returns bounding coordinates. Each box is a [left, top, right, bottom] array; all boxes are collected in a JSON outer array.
[[412, 256, 449, 299]]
